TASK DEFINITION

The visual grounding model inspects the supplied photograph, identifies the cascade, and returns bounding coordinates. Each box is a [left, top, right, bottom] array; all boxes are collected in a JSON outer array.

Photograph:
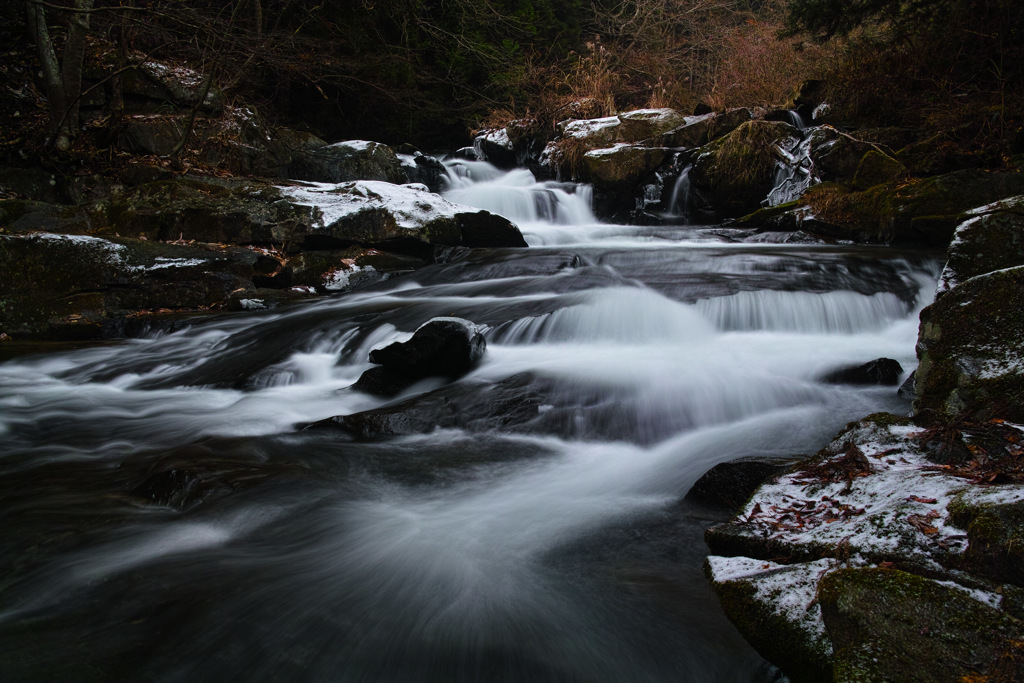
[[0, 157, 940, 683]]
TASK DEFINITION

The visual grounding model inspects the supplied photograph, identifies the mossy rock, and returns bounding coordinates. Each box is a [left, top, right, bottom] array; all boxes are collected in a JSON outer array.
[[101, 176, 315, 245], [938, 196, 1024, 297], [0, 233, 256, 340], [948, 495, 1024, 586], [819, 567, 1024, 683], [914, 265, 1024, 422], [851, 150, 906, 190], [288, 140, 407, 185], [580, 144, 669, 190], [616, 108, 687, 142], [689, 120, 800, 219], [806, 170, 1024, 244], [705, 557, 834, 683], [809, 128, 885, 183], [117, 116, 185, 156]]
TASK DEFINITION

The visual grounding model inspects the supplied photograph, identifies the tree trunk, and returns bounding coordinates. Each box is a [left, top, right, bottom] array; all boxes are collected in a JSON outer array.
[[26, 0, 95, 151]]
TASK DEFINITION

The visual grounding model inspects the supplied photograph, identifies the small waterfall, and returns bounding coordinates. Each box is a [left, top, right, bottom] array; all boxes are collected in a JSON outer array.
[[694, 289, 910, 334], [667, 164, 692, 219], [442, 160, 596, 227], [783, 109, 807, 130]]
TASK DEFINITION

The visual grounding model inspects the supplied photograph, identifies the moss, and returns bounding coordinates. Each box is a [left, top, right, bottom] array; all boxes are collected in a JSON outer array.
[[690, 120, 800, 218], [819, 567, 1024, 683], [852, 149, 906, 190], [705, 560, 833, 683], [947, 496, 1024, 586], [914, 266, 1024, 422]]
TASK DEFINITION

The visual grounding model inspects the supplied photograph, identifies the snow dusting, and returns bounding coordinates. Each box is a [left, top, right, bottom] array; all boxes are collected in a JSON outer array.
[[277, 180, 477, 230]]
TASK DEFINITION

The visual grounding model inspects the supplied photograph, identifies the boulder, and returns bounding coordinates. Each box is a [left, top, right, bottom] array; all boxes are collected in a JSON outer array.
[[808, 128, 889, 183], [0, 232, 260, 339], [914, 265, 1024, 422], [822, 358, 904, 386], [102, 176, 316, 245], [616, 108, 687, 142], [689, 120, 801, 219], [117, 115, 184, 156], [818, 567, 1024, 683], [705, 556, 835, 683], [121, 60, 224, 112], [851, 150, 906, 190], [581, 144, 670, 190], [278, 180, 527, 254], [473, 128, 517, 168], [398, 152, 450, 193], [704, 413, 1024, 683], [350, 317, 486, 396], [686, 459, 790, 511], [937, 195, 1024, 297], [288, 140, 407, 185], [804, 169, 1024, 244], [948, 493, 1024, 586]]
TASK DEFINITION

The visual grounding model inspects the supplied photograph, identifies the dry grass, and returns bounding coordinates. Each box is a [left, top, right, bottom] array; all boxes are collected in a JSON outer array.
[[548, 136, 590, 179]]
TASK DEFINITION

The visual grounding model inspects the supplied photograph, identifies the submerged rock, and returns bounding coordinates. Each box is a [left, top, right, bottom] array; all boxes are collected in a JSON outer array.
[[311, 372, 543, 438], [350, 317, 486, 397]]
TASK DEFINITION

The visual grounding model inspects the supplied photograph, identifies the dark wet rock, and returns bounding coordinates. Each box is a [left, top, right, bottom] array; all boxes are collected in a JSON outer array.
[[687, 459, 790, 511], [283, 249, 383, 293], [0, 166, 62, 203], [818, 567, 1024, 683], [0, 232, 260, 339], [400, 153, 450, 193], [897, 132, 985, 177], [822, 358, 904, 386], [808, 127, 890, 183], [117, 116, 184, 156], [131, 469, 207, 510], [288, 140, 407, 185], [897, 371, 916, 400], [311, 373, 543, 438], [937, 195, 1024, 299], [582, 144, 670, 191], [616, 109, 687, 142], [0, 200, 68, 234], [689, 120, 801, 219], [914, 265, 1024, 423], [350, 317, 486, 396], [473, 129, 517, 168], [99, 176, 315, 245]]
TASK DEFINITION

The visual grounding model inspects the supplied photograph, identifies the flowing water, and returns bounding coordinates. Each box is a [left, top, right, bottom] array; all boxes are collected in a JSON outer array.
[[0, 161, 940, 682]]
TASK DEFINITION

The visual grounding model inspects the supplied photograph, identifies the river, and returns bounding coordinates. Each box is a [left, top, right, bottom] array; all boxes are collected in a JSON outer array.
[[0, 160, 940, 681]]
